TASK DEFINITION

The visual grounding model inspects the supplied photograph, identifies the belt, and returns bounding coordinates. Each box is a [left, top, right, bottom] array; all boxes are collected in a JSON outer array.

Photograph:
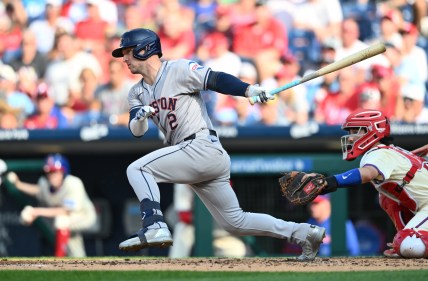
[[184, 129, 217, 142]]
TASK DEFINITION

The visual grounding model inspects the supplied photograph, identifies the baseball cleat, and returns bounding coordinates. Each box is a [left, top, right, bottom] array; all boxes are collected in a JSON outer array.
[[119, 228, 173, 252], [297, 225, 326, 261]]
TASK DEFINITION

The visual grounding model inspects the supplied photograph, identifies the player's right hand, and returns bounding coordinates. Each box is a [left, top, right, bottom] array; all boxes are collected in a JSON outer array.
[[246, 84, 274, 103], [135, 106, 155, 122]]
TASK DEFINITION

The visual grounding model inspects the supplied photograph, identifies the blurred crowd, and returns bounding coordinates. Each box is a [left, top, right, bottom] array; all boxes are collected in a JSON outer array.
[[0, 0, 428, 129]]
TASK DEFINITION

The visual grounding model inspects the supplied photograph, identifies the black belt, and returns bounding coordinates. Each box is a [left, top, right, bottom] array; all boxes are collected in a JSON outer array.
[[184, 129, 217, 141]]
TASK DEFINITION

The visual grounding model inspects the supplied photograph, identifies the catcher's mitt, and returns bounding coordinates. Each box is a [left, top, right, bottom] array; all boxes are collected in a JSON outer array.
[[279, 171, 328, 205]]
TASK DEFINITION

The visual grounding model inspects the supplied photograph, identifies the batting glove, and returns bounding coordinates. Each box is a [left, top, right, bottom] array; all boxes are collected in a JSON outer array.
[[135, 106, 155, 122], [246, 84, 275, 103]]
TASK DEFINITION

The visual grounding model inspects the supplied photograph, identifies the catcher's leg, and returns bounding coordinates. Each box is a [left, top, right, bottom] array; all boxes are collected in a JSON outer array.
[[379, 194, 414, 231], [379, 194, 415, 257], [392, 229, 428, 258], [392, 206, 428, 258], [191, 179, 325, 260]]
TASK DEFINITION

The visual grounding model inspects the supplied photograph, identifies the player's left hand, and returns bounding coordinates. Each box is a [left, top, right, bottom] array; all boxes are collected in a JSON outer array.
[[279, 171, 330, 205], [246, 84, 274, 103], [135, 106, 155, 122]]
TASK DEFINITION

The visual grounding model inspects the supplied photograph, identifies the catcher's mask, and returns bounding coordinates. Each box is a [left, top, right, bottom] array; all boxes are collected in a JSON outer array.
[[341, 109, 390, 161], [112, 28, 162, 60]]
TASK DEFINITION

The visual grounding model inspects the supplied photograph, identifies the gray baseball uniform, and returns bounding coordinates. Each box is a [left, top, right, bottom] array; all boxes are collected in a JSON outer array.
[[126, 59, 313, 243]]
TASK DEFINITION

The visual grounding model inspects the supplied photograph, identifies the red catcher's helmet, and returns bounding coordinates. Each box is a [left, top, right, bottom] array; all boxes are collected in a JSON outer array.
[[341, 109, 390, 161]]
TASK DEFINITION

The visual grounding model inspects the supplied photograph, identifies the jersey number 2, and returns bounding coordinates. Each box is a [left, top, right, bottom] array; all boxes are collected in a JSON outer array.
[[167, 112, 177, 130]]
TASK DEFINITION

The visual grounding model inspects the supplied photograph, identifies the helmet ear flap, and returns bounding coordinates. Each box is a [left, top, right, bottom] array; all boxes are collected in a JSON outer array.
[[132, 39, 162, 60], [112, 28, 162, 60]]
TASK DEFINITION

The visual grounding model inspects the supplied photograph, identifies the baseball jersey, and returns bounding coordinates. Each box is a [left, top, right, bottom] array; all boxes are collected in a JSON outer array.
[[360, 144, 428, 210], [36, 174, 95, 218], [127, 59, 214, 145]]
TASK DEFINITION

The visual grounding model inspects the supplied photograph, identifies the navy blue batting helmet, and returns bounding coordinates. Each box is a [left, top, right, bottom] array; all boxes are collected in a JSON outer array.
[[112, 28, 162, 60]]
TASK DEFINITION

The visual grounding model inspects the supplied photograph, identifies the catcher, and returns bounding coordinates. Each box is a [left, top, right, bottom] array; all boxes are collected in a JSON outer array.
[[280, 109, 428, 259]]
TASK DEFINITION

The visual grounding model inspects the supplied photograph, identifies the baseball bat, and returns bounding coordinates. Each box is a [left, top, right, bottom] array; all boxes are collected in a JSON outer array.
[[249, 41, 386, 105]]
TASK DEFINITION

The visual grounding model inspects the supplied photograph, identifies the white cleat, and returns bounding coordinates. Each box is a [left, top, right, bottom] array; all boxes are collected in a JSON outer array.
[[297, 225, 326, 261], [119, 228, 173, 252]]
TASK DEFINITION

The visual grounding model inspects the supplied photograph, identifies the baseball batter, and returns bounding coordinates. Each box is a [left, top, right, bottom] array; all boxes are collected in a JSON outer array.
[[112, 28, 325, 260], [304, 109, 428, 258]]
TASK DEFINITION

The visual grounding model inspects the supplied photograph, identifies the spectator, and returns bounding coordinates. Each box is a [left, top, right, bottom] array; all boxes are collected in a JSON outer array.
[[396, 83, 428, 124], [235, 61, 261, 126], [0, 2, 25, 63], [9, 29, 49, 93], [303, 42, 340, 117], [198, 31, 243, 122], [383, 41, 426, 119], [0, 63, 35, 123], [64, 67, 101, 127], [399, 22, 428, 83], [44, 32, 102, 107], [226, 0, 257, 27], [117, 3, 154, 33], [188, 0, 218, 42], [375, 8, 404, 49], [157, 11, 196, 60], [60, 0, 89, 24], [314, 67, 358, 125], [28, 0, 74, 55], [0, 100, 20, 129], [7, 153, 97, 257], [369, 64, 400, 120], [74, 0, 111, 52], [198, 32, 241, 75], [357, 85, 382, 111], [24, 82, 69, 129], [306, 195, 360, 257], [293, 0, 343, 44], [335, 18, 388, 85], [257, 100, 284, 126], [273, 54, 309, 125], [231, 0, 288, 81], [95, 59, 133, 126], [22, 0, 49, 24], [90, 0, 118, 27]]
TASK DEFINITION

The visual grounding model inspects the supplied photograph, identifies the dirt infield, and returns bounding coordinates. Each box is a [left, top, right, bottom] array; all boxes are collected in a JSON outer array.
[[1, 257, 427, 271]]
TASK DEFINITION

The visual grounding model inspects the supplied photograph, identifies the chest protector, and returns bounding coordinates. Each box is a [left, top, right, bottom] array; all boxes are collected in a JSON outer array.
[[374, 146, 427, 212]]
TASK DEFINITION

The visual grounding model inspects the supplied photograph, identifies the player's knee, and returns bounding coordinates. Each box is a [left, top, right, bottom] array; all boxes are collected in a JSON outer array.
[[126, 162, 141, 179], [393, 229, 428, 258]]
